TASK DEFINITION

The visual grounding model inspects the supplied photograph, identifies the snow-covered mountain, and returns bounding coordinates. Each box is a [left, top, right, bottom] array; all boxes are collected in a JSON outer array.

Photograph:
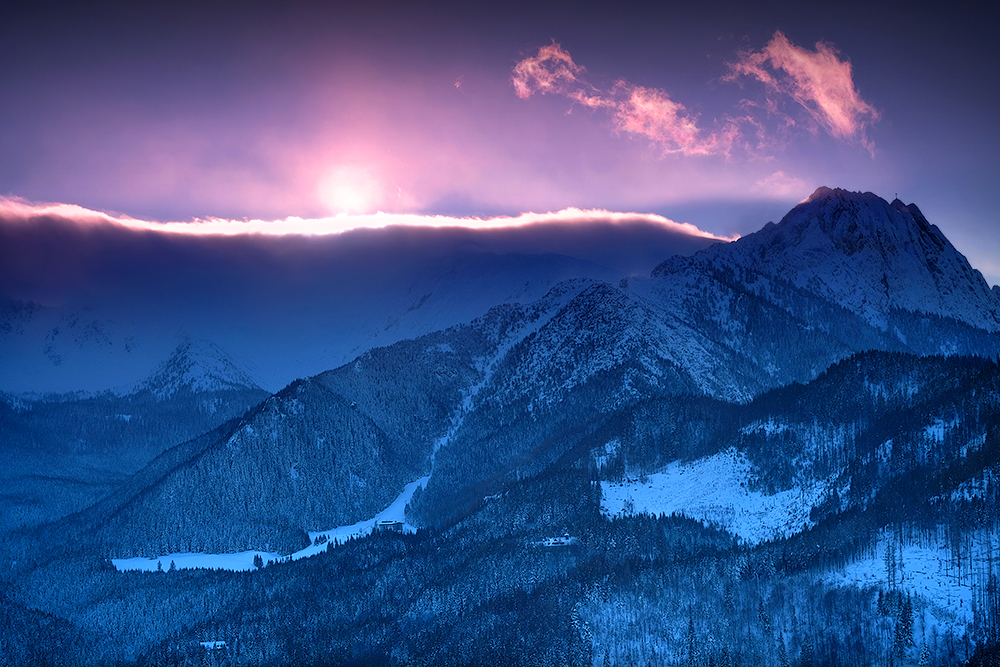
[[67, 189, 1000, 551], [658, 186, 1000, 332], [130, 339, 263, 398]]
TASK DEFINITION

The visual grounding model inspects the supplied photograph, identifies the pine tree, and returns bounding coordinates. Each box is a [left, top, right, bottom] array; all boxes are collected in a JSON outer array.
[[885, 543, 897, 589], [778, 637, 789, 667], [895, 593, 915, 659], [687, 613, 698, 666], [918, 640, 930, 667], [800, 635, 814, 667]]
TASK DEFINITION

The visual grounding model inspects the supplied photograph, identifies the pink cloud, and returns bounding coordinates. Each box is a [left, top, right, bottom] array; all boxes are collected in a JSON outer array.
[[512, 43, 737, 157], [611, 83, 745, 157], [511, 42, 588, 100], [727, 31, 880, 148]]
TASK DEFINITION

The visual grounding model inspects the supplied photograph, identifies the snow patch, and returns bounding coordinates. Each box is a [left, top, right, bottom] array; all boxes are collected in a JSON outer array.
[[111, 550, 277, 573], [924, 417, 959, 442], [302, 475, 428, 554], [741, 419, 789, 436], [601, 448, 829, 544], [592, 440, 620, 471]]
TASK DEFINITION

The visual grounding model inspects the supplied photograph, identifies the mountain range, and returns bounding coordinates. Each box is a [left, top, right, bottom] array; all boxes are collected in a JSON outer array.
[[2, 187, 999, 667], [0, 214, 715, 394]]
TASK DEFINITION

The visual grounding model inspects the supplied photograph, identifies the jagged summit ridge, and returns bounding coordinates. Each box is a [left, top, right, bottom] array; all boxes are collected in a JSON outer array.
[[659, 187, 1000, 332], [134, 339, 262, 398]]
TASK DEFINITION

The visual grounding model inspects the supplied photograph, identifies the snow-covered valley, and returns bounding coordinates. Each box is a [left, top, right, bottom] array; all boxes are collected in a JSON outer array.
[[112, 476, 429, 572]]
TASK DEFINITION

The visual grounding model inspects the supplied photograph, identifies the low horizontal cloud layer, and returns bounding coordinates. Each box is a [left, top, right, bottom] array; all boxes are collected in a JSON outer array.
[[0, 196, 731, 240], [0, 196, 733, 306], [0, 197, 731, 392], [514, 33, 880, 156]]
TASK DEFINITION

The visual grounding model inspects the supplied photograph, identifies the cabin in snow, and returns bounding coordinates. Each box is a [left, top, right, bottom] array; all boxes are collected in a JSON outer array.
[[541, 535, 575, 548], [375, 520, 403, 533], [200, 640, 227, 650]]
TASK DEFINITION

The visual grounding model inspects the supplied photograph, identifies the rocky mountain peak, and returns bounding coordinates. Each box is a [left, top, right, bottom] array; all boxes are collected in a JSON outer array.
[[670, 187, 1000, 332]]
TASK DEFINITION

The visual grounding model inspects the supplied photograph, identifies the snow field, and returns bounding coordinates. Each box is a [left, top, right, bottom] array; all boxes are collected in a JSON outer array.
[[824, 528, 1000, 639], [600, 447, 829, 544]]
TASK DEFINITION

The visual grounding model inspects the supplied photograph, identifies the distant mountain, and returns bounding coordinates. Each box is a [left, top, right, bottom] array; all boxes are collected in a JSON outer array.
[[0, 340, 268, 531], [130, 339, 264, 398]]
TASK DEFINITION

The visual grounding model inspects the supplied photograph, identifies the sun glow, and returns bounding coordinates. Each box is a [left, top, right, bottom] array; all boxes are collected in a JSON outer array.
[[318, 165, 383, 214]]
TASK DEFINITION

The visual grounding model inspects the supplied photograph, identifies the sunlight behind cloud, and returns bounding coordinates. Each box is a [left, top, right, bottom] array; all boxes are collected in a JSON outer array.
[[0, 196, 737, 241], [752, 171, 810, 199]]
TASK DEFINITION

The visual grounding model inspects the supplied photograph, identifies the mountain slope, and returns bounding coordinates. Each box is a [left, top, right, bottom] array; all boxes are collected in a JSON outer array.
[[598, 351, 1000, 539], [68, 281, 602, 555]]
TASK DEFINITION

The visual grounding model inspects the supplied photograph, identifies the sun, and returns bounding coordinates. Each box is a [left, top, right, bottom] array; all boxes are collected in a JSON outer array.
[[318, 165, 383, 214]]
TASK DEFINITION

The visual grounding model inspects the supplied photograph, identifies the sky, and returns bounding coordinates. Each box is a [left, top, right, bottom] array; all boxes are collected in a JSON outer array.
[[0, 1, 997, 292]]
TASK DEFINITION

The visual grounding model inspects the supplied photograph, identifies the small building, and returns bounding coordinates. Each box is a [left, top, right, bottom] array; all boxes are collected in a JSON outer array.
[[375, 519, 404, 533], [541, 535, 575, 548], [200, 640, 227, 651]]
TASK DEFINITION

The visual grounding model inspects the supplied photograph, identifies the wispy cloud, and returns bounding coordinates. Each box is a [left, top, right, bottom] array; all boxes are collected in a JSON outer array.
[[727, 31, 880, 150], [514, 34, 880, 158], [752, 170, 810, 198], [0, 196, 735, 240], [512, 42, 738, 157], [511, 42, 589, 100]]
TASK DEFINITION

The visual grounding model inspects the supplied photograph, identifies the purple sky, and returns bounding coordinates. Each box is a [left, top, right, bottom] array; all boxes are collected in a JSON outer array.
[[1, 0, 998, 284]]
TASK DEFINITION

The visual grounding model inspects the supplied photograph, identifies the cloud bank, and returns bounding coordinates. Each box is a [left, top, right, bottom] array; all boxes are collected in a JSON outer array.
[[0, 196, 731, 240], [0, 196, 732, 392]]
